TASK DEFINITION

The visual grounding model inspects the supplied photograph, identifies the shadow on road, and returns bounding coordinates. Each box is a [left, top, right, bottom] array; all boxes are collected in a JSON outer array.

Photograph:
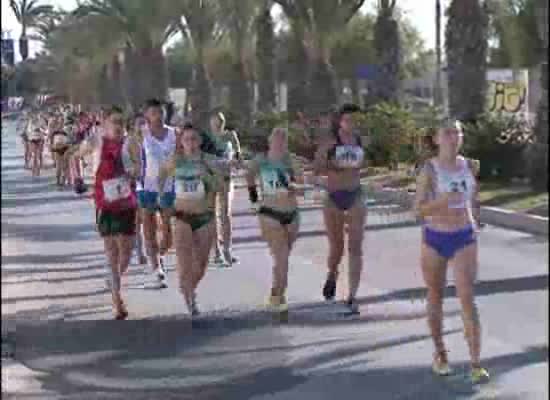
[[8, 310, 547, 400], [2, 221, 96, 243], [353, 274, 549, 307]]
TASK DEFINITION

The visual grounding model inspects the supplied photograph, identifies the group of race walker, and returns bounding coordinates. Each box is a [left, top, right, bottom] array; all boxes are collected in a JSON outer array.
[[16, 99, 490, 384]]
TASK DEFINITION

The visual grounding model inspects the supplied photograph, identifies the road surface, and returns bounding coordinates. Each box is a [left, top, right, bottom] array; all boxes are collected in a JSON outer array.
[[2, 120, 548, 399]]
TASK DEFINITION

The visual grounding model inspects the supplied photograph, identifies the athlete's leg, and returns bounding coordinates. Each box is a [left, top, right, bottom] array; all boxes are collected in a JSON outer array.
[[158, 210, 173, 256], [345, 201, 367, 301], [260, 216, 291, 297], [322, 205, 345, 299], [452, 241, 481, 367], [174, 218, 195, 308], [420, 240, 448, 359], [104, 235, 125, 317], [142, 208, 160, 271], [192, 219, 215, 290], [220, 180, 234, 263]]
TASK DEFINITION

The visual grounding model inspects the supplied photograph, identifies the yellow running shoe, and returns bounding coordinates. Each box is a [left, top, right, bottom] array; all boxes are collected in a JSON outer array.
[[471, 367, 490, 384], [268, 295, 289, 313], [432, 352, 452, 376]]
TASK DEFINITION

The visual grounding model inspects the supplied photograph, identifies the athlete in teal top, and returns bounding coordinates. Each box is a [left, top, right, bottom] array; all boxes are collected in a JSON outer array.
[[245, 127, 305, 314], [159, 123, 230, 317]]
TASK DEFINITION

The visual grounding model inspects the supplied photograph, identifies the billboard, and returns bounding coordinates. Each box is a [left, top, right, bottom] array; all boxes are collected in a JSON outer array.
[[1, 39, 15, 66], [486, 69, 529, 115]]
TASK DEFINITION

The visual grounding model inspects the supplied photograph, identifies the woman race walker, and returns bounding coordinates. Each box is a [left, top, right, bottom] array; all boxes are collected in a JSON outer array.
[[245, 127, 305, 313], [50, 121, 72, 187], [413, 119, 489, 383], [74, 106, 138, 319], [313, 104, 368, 315], [27, 115, 45, 177], [159, 123, 226, 316]]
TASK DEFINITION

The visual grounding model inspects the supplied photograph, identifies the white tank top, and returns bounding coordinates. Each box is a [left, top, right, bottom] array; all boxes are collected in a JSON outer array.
[[138, 125, 176, 193], [432, 157, 476, 209]]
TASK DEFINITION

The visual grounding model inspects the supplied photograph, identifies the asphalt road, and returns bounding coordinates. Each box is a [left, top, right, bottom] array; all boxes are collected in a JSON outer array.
[[2, 120, 548, 400]]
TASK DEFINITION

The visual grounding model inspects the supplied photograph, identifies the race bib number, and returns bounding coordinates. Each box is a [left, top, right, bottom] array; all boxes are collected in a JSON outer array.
[[175, 178, 205, 200], [334, 145, 364, 168], [441, 176, 470, 208], [29, 131, 42, 141], [103, 177, 131, 203], [261, 169, 288, 195], [53, 135, 67, 147]]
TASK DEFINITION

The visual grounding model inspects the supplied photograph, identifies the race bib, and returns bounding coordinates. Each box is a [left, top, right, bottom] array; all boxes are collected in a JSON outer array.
[[102, 177, 131, 203], [440, 175, 471, 208], [29, 131, 42, 141], [53, 135, 67, 147], [334, 145, 364, 168], [261, 169, 289, 195], [175, 178, 205, 200]]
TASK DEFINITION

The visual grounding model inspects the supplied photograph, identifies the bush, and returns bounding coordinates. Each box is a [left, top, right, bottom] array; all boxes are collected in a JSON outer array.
[[360, 103, 420, 168], [462, 113, 534, 180]]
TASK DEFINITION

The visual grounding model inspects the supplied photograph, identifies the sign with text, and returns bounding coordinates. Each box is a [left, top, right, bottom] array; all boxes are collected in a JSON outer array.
[[486, 69, 529, 115]]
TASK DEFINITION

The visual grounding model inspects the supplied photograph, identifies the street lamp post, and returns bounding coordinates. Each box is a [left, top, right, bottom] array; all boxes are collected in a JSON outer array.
[[434, 0, 443, 108]]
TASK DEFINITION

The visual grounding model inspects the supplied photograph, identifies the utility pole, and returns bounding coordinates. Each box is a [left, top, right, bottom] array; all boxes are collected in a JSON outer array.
[[434, 0, 443, 108]]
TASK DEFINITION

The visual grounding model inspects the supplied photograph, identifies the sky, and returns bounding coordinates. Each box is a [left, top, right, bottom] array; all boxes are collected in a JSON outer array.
[[1, 0, 445, 62]]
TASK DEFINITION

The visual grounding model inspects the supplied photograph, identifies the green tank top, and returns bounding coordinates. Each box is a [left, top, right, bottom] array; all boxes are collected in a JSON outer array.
[[174, 154, 217, 200], [256, 154, 295, 197]]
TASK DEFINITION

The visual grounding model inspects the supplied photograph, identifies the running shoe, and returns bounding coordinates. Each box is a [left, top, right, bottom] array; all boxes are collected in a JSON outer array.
[[143, 270, 167, 289], [268, 295, 289, 313], [344, 298, 360, 315], [432, 351, 452, 376], [157, 266, 168, 287], [470, 367, 490, 384], [323, 276, 336, 301], [211, 255, 226, 265], [190, 293, 200, 317]]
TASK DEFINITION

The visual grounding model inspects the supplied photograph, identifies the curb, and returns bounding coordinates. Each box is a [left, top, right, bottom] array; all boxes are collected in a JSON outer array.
[[480, 206, 548, 236], [392, 190, 548, 237]]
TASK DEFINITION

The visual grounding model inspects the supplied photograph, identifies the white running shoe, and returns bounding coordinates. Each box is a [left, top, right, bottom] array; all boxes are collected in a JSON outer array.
[[143, 270, 167, 289]]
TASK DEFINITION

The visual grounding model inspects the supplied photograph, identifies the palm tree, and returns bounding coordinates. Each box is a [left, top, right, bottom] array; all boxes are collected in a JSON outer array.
[[74, 0, 180, 108], [9, 0, 54, 60], [43, 13, 117, 104], [371, 0, 401, 105], [178, 0, 225, 128], [28, 9, 64, 44], [275, 0, 365, 114], [218, 0, 259, 128], [256, 0, 277, 113], [445, 0, 489, 122]]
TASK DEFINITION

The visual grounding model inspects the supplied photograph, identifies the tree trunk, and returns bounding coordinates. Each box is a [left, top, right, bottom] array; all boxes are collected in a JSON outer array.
[[19, 26, 28, 61], [256, 7, 277, 113], [445, 0, 489, 122], [372, 11, 401, 105], [308, 58, 338, 114], [528, 0, 548, 190], [229, 60, 252, 129], [190, 61, 212, 129], [286, 28, 309, 116]]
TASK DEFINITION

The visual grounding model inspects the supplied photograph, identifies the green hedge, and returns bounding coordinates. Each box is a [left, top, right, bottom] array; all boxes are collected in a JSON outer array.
[[462, 113, 534, 180]]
